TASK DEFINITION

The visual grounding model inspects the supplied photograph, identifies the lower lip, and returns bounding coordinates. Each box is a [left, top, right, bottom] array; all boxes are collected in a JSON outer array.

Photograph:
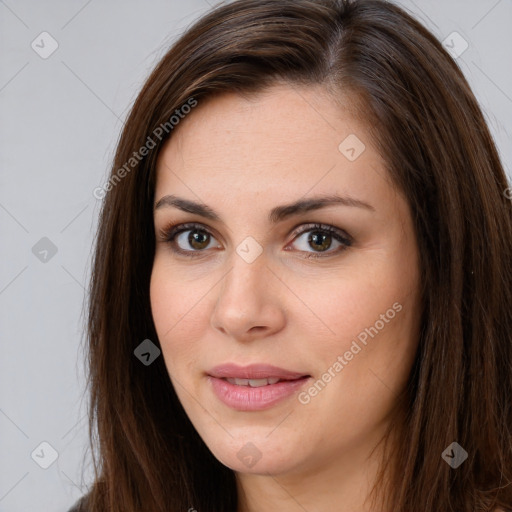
[[207, 376, 311, 411]]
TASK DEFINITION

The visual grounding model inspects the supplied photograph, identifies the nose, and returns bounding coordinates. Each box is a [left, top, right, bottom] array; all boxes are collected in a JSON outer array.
[[210, 251, 286, 342]]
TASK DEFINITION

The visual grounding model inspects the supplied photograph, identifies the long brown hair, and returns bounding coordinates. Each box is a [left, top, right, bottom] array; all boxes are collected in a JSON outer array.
[[81, 0, 512, 510]]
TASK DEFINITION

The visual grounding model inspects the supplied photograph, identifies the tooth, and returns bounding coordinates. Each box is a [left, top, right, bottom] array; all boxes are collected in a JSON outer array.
[[248, 378, 270, 387], [225, 377, 282, 387]]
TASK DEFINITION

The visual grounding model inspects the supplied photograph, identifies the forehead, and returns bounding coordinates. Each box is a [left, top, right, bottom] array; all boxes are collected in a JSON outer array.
[[154, 84, 388, 209]]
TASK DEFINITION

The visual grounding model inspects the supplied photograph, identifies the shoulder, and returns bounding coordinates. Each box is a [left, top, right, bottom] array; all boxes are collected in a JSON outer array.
[[67, 493, 91, 512]]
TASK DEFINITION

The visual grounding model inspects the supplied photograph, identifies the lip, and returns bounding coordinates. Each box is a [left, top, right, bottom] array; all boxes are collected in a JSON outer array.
[[207, 363, 311, 411], [208, 363, 309, 380]]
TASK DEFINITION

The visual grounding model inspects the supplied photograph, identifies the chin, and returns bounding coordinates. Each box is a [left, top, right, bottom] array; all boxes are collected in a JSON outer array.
[[203, 432, 302, 475]]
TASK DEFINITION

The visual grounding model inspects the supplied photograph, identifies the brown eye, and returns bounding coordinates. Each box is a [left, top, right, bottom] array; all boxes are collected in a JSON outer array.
[[289, 223, 352, 257], [179, 229, 215, 251], [188, 230, 210, 250], [307, 231, 333, 252]]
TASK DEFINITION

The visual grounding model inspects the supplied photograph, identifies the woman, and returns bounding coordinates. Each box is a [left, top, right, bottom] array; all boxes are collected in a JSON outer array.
[[70, 0, 512, 510]]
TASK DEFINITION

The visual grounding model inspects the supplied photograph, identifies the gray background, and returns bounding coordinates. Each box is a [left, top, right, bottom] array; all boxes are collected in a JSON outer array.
[[0, 0, 510, 510]]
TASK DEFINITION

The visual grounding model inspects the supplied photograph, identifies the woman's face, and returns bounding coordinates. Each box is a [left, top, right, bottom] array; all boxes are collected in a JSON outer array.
[[150, 83, 422, 478]]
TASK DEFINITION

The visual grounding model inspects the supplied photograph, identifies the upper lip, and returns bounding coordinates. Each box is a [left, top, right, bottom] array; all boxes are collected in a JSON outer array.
[[208, 363, 310, 380]]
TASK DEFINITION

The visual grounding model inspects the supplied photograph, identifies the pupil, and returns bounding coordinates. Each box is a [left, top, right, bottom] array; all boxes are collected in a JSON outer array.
[[189, 230, 209, 250], [309, 232, 331, 251]]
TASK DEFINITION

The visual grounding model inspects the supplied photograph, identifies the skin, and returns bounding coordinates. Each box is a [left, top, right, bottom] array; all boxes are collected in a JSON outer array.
[[150, 83, 423, 512]]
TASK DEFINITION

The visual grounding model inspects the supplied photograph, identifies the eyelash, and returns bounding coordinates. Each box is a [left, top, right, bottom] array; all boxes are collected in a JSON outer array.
[[157, 222, 353, 259]]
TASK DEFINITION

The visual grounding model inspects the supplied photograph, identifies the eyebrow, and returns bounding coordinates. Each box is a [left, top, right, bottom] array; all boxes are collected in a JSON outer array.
[[154, 193, 375, 223]]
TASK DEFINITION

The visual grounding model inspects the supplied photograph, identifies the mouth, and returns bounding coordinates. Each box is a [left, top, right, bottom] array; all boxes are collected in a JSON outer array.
[[207, 362, 310, 381], [222, 376, 309, 387], [207, 363, 311, 411]]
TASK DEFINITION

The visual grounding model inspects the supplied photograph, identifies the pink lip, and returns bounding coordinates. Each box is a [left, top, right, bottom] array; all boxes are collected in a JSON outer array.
[[207, 363, 311, 411], [208, 363, 309, 380]]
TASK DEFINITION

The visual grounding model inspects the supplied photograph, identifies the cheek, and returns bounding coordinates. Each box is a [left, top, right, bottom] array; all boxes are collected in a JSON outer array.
[[149, 265, 208, 373], [297, 249, 420, 385], [291, 267, 408, 351], [298, 279, 420, 434]]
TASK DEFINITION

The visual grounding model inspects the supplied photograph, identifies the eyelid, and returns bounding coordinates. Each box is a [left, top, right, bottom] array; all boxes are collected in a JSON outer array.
[[288, 222, 352, 244], [158, 222, 222, 257]]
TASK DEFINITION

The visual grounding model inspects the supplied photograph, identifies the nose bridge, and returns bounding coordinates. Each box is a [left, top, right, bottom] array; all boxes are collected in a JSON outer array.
[[210, 246, 285, 338], [218, 248, 268, 311]]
